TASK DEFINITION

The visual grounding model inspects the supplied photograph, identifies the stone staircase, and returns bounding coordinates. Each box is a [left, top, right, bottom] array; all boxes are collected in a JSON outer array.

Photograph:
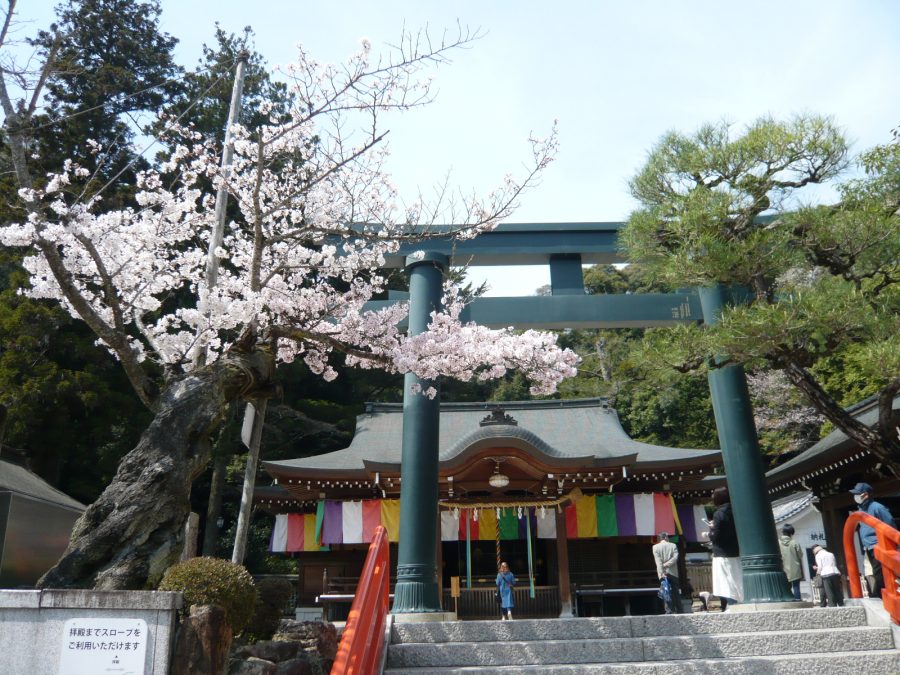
[[384, 606, 900, 674]]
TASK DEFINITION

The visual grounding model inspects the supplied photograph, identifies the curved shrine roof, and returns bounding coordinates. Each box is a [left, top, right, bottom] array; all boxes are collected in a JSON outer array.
[[264, 398, 720, 478]]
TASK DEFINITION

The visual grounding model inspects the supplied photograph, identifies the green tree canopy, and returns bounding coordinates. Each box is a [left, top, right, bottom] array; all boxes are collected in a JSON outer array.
[[621, 115, 899, 466]]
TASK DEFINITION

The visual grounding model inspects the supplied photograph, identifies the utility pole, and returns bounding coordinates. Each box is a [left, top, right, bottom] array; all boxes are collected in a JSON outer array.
[[180, 51, 261, 563], [195, 50, 249, 368], [232, 399, 268, 564]]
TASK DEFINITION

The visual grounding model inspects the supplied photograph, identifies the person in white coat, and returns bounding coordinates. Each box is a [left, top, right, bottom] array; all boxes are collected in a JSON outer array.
[[812, 544, 843, 607]]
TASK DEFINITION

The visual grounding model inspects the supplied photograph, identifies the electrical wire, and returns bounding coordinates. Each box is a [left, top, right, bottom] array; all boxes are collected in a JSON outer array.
[[83, 64, 234, 205], [23, 56, 238, 133]]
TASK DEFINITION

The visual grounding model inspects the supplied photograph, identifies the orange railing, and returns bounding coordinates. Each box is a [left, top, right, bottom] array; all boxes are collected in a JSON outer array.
[[331, 525, 391, 675], [843, 511, 900, 624]]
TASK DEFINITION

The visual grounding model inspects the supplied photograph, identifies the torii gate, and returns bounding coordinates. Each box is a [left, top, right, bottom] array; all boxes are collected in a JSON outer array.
[[372, 222, 792, 615]]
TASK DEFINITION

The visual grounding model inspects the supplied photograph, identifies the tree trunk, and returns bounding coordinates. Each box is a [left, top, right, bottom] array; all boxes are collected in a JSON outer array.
[[782, 361, 900, 470], [38, 347, 275, 590], [202, 451, 230, 557]]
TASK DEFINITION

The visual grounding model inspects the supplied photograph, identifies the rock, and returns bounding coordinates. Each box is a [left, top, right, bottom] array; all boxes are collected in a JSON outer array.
[[274, 620, 338, 662], [274, 655, 315, 675], [233, 640, 298, 663], [228, 656, 277, 675], [172, 604, 233, 675]]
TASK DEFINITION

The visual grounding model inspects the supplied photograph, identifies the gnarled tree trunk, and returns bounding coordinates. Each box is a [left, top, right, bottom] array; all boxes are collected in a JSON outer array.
[[38, 348, 275, 590]]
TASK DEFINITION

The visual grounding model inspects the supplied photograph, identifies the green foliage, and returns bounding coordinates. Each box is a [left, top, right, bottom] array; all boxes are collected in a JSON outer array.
[[623, 115, 849, 289], [245, 577, 293, 642], [160, 24, 293, 145], [621, 115, 899, 457], [0, 0, 180, 499], [28, 0, 181, 207], [159, 557, 257, 634]]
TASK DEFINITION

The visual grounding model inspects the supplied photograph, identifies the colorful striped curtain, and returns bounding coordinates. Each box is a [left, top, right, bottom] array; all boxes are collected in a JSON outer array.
[[536, 508, 557, 539], [270, 494, 711, 553], [553, 493, 707, 541], [477, 508, 498, 541], [380, 499, 401, 542], [270, 513, 328, 552]]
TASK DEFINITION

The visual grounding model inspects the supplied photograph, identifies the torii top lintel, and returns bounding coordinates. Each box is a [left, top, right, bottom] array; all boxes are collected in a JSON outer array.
[[384, 221, 626, 268], [366, 221, 705, 329]]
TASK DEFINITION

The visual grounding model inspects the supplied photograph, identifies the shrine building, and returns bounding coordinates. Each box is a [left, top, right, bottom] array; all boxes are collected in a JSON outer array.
[[257, 398, 720, 619]]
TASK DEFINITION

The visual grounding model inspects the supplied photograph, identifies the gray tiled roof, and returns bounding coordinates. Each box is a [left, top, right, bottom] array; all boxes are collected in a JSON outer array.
[[771, 491, 815, 523], [0, 460, 85, 511], [766, 394, 899, 487], [264, 398, 719, 475]]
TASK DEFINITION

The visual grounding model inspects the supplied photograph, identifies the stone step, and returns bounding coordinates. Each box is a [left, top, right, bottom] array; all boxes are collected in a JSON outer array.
[[391, 607, 868, 645], [384, 649, 900, 675], [385, 625, 893, 669]]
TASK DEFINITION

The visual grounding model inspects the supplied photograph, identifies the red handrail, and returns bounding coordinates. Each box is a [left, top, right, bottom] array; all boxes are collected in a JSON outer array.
[[331, 525, 390, 675], [843, 511, 900, 624]]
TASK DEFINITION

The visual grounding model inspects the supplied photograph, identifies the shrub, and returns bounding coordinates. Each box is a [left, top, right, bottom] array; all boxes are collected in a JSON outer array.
[[159, 557, 257, 635], [245, 577, 294, 641]]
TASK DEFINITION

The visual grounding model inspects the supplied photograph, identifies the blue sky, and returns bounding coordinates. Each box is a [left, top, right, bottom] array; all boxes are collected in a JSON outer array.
[[13, 1, 900, 294]]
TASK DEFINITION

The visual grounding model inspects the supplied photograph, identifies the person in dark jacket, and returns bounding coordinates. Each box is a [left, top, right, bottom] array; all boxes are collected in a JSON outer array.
[[708, 487, 743, 610], [850, 482, 895, 599]]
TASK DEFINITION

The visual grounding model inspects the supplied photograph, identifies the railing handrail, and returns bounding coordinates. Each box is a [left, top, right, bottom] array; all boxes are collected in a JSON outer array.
[[843, 510, 900, 624], [331, 525, 390, 675]]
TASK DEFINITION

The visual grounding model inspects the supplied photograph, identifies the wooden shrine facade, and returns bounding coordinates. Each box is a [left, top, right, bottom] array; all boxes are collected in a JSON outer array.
[[761, 395, 900, 576], [256, 398, 722, 618]]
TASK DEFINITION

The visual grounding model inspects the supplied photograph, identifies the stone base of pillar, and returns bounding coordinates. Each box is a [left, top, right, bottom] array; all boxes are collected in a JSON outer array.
[[726, 601, 814, 612], [742, 554, 796, 603], [392, 576, 441, 614], [392, 611, 457, 623], [559, 601, 573, 617]]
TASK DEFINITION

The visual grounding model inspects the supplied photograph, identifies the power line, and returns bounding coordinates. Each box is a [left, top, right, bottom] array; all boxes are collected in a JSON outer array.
[[84, 65, 235, 205], [22, 56, 239, 133]]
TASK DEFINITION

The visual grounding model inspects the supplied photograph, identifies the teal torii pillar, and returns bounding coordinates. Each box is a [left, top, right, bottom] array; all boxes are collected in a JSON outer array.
[[392, 252, 447, 613]]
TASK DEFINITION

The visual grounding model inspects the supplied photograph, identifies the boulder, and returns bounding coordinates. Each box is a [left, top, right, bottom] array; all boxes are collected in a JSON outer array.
[[172, 604, 232, 675], [228, 656, 277, 675], [233, 640, 299, 663], [274, 656, 316, 675], [274, 620, 338, 662]]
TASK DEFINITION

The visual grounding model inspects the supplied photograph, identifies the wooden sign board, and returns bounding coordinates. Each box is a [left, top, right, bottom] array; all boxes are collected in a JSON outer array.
[[450, 575, 460, 598]]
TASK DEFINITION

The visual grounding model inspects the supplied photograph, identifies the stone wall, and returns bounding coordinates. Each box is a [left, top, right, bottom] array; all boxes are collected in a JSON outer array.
[[0, 589, 181, 675]]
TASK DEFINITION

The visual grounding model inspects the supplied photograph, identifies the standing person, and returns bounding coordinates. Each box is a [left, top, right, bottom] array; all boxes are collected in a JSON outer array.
[[652, 532, 683, 613], [779, 524, 804, 600], [708, 487, 743, 610], [812, 544, 844, 607], [496, 561, 516, 620], [850, 482, 895, 599]]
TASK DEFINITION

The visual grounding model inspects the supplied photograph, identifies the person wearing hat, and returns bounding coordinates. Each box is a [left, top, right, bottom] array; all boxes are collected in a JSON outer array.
[[652, 531, 683, 613], [849, 482, 895, 599], [779, 524, 804, 600], [812, 544, 843, 607]]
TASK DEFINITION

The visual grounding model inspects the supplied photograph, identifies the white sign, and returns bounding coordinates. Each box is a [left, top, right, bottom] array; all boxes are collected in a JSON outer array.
[[58, 618, 147, 675], [241, 402, 256, 448]]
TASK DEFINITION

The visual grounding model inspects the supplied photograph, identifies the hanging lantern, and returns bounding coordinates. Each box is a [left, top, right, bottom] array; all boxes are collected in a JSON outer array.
[[488, 459, 510, 488]]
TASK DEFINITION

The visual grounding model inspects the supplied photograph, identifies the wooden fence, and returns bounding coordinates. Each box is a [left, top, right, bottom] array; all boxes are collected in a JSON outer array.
[[442, 585, 560, 619]]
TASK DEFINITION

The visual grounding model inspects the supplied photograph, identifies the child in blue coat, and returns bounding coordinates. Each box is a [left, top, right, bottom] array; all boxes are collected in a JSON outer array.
[[497, 561, 516, 620]]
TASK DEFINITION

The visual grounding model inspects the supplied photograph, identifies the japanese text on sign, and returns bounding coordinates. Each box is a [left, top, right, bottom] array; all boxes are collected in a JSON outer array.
[[58, 618, 148, 675]]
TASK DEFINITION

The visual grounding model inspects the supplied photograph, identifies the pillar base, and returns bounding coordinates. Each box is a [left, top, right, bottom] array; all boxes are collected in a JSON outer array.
[[392, 611, 457, 623], [742, 554, 795, 603], [726, 601, 813, 612], [392, 567, 441, 614]]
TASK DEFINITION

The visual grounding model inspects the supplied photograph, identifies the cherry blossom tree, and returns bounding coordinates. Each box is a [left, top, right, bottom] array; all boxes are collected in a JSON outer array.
[[0, 20, 577, 588]]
